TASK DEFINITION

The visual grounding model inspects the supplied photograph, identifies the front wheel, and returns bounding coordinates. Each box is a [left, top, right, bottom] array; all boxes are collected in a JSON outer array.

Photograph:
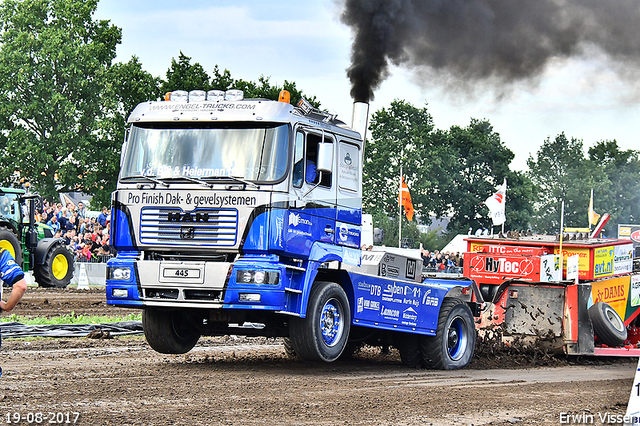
[[420, 299, 476, 370], [143, 308, 201, 354], [34, 244, 74, 288], [289, 281, 351, 362]]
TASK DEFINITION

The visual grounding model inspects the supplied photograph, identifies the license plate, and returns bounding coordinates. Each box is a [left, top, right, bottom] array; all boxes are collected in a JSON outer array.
[[159, 263, 205, 284], [162, 268, 201, 279]]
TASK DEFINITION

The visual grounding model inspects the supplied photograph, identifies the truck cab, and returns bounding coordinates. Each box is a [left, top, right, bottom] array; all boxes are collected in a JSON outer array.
[[107, 90, 478, 368]]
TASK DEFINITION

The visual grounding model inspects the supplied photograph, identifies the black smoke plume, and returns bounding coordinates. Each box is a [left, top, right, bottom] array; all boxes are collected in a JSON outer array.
[[341, 0, 640, 102]]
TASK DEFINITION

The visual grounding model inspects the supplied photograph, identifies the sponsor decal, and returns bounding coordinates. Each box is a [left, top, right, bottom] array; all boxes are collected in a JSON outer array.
[[614, 244, 634, 275], [381, 305, 400, 318], [593, 246, 614, 278], [127, 191, 257, 208], [148, 102, 257, 112], [631, 275, 640, 307], [288, 212, 312, 227], [592, 276, 630, 319], [339, 223, 349, 242], [406, 259, 416, 279], [357, 297, 364, 313], [402, 307, 418, 321], [422, 289, 439, 307]]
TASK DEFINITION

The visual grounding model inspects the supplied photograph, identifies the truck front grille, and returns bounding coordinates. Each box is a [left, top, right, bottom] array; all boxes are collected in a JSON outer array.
[[139, 207, 238, 246]]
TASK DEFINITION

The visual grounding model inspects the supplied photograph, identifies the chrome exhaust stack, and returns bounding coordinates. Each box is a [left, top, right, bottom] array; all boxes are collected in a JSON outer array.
[[351, 101, 370, 144]]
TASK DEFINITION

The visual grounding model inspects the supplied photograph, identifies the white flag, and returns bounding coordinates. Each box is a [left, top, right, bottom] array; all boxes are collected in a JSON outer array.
[[484, 179, 507, 226]]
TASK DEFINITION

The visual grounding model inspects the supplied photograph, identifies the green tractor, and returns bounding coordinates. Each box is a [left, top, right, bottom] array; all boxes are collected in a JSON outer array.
[[0, 188, 74, 288]]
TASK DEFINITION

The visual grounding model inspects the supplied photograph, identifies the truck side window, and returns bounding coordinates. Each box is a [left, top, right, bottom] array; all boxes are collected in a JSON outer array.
[[305, 133, 331, 188], [292, 132, 305, 188]]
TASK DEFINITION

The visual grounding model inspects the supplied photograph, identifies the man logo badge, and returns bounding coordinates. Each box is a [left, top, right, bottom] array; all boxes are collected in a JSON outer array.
[[180, 227, 195, 239]]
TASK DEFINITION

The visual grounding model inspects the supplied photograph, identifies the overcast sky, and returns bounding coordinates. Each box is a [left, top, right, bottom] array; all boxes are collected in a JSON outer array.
[[94, 0, 640, 171]]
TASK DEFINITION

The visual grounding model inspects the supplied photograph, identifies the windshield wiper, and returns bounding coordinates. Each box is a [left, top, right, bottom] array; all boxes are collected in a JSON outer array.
[[160, 176, 213, 189], [120, 175, 169, 188], [202, 176, 258, 188]]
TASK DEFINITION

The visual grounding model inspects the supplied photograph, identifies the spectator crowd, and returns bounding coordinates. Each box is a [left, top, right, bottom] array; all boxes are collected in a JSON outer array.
[[420, 244, 463, 274], [38, 200, 115, 262]]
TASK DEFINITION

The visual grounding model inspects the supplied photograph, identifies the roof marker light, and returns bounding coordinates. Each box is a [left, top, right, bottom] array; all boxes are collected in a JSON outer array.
[[189, 90, 206, 102], [169, 90, 188, 102], [207, 90, 225, 101], [225, 89, 244, 101]]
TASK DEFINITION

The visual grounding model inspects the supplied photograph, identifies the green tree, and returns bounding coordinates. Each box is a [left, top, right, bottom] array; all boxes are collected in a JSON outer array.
[[588, 140, 640, 233], [89, 56, 161, 207], [160, 51, 211, 94], [365, 100, 454, 223], [437, 119, 522, 235], [527, 133, 608, 234], [0, 0, 121, 200]]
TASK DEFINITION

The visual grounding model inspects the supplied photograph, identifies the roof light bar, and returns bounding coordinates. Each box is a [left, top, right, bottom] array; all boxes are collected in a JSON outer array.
[[164, 89, 245, 102]]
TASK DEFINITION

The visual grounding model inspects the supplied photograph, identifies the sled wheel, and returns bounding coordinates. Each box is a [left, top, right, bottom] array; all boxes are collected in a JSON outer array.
[[34, 243, 74, 288], [0, 227, 22, 266], [588, 302, 627, 347], [289, 281, 350, 362], [420, 299, 476, 370], [143, 308, 200, 354], [395, 332, 422, 368]]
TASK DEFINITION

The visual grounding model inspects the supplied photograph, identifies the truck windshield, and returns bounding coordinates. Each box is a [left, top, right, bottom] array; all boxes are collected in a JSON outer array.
[[120, 123, 290, 183]]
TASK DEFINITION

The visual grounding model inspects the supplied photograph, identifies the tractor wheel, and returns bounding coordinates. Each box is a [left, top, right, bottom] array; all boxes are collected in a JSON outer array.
[[588, 302, 627, 347], [143, 308, 201, 354], [34, 243, 74, 288], [0, 227, 22, 267], [420, 299, 476, 370], [289, 281, 351, 362]]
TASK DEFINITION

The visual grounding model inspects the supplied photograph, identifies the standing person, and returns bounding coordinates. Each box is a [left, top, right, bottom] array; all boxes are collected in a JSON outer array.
[[98, 206, 109, 227], [77, 201, 86, 220], [0, 248, 27, 378]]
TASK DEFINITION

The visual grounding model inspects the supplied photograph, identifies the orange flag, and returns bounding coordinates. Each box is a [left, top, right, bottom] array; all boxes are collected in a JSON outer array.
[[399, 176, 414, 221]]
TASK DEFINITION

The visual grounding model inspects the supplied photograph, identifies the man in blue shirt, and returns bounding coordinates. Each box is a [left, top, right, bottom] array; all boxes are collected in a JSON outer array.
[[98, 206, 109, 227], [0, 248, 27, 377]]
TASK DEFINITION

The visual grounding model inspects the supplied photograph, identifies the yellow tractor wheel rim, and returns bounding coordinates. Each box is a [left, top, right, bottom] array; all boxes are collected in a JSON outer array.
[[0, 240, 16, 259], [52, 253, 69, 280]]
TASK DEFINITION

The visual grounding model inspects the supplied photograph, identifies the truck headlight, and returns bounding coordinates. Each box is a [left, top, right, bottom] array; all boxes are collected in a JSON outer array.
[[236, 270, 279, 285], [107, 266, 132, 281]]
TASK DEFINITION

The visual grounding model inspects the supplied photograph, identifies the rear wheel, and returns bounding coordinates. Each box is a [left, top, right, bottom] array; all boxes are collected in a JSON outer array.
[[420, 299, 475, 370], [34, 244, 74, 288], [588, 302, 627, 347], [143, 308, 201, 354], [289, 281, 351, 362]]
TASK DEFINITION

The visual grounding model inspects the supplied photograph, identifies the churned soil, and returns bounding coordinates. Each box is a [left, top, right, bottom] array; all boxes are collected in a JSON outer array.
[[0, 287, 636, 425]]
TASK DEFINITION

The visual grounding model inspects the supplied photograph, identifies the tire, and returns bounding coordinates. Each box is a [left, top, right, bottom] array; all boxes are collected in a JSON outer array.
[[34, 244, 74, 288], [142, 308, 200, 354], [588, 302, 627, 347], [289, 281, 351, 362], [395, 332, 422, 368], [282, 337, 298, 359], [420, 299, 476, 370], [0, 227, 22, 266]]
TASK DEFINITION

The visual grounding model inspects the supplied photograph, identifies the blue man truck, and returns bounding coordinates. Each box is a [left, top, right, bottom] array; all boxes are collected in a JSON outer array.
[[105, 89, 481, 369]]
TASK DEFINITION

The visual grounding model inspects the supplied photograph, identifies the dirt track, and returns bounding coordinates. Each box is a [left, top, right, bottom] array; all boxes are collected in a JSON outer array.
[[0, 287, 637, 425]]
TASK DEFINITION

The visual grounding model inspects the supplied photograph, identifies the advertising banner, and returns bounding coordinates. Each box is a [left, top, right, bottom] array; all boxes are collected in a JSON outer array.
[[464, 252, 542, 285]]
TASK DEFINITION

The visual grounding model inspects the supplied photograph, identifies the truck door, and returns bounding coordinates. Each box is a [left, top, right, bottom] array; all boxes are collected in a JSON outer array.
[[335, 139, 362, 249], [286, 128, 337, 255]]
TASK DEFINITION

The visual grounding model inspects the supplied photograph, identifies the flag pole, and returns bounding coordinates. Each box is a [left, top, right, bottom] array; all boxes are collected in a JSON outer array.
[[559, 200, 565, 279], [398, 163, 402, 248], [589, 188, 594, 232]]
